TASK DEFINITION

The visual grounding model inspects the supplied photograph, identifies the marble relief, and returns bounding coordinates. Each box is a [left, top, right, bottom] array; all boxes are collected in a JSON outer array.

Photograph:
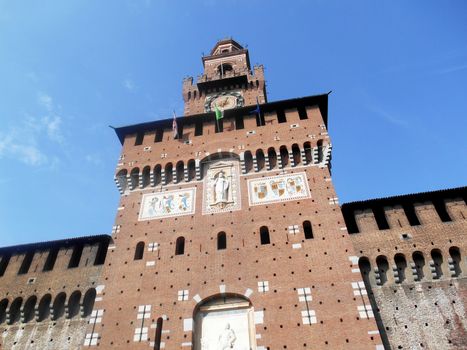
[[248, 172, 311, 206], [138, 188, 196, 220], [202, 159, 241, 214]]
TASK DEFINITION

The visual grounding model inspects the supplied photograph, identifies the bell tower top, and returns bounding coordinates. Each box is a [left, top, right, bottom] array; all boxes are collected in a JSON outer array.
[[182, 38, 267, 116]]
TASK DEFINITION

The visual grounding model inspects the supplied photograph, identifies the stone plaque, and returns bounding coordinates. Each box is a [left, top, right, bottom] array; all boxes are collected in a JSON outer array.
[[138, 188, 196, 220], [248, 172, 310, 206]]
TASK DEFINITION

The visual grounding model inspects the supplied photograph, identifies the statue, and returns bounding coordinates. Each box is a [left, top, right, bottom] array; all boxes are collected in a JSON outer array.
[[217, 323, 236, 349], [213, 170, 230, 204]]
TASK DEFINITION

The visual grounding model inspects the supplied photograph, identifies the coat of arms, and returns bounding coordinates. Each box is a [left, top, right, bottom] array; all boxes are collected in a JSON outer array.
[[270, 180, 286, 197], [254, 182, 268, 199]]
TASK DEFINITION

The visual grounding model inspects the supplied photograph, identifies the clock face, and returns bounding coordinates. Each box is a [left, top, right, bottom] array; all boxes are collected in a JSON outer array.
[[204, 91, 244, 113], [211, 95, 237, 111]]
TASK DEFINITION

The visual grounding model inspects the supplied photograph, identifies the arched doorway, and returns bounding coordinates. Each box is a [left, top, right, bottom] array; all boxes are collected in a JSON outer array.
[[193, 294, 256, 350]]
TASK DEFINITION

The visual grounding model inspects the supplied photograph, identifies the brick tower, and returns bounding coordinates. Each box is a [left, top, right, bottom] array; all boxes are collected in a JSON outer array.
[[89, 39, 386, 349]]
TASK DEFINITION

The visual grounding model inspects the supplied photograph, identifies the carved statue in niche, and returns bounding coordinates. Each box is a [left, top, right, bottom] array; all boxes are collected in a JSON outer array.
[[218, 323, 236, 349], [213, 170, 230, 206]]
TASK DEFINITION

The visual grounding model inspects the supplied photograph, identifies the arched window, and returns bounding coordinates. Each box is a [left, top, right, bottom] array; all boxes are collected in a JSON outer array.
[[292, 144, 301, 165], [217, 63, 233, 76], [244, 151, 253, 173], [303, 221, 313, 239], [0, 255, 11, 277], [53, 293, 66, 320], [256, 149, 265, 171], [130, 167, 140, 189], [412, 251, 425, 281], [68, 244, 84, 268], [134, 242, 145, 260], [0, 299, 8, 324], [267, 148, 277, 170], [394, 254, 407, 283], [23, 296, 37, 323], [8, 297, 22, 324], [303, 142, 312, 164], [279, 146, 289, 168], [154, 317, 164, 350], [116, 169, 128, 192], [68, 291, 81, 319], [82, 289, 96, 317], [260, 226, 270, 245], [43, 248, 59, 271], [187, 159, 196, 181], [154, 165, 162, 186], [317, 140, 324, 163], [175, 237, 185, 255], [431, 249, 443, 279], [38, 294, 52, 321], [165, 163, 173, 184], [18, 251, 34, 275], [142, 166, 151, 188], [217, 232, 227, 250], [375, 255, 389, 285], [193, 90, 197, 99], [358, 257, 372, 288], [449, 247, 462, 277], [176, 161, 184, 183]]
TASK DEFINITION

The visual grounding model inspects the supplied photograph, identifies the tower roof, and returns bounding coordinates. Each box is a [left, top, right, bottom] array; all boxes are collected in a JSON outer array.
[[210, 38, 244, 55]]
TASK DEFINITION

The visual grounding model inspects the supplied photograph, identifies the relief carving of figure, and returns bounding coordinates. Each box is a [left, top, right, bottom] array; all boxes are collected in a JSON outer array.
[[213, 170, 230, 204], [217, 323, 236, 349]]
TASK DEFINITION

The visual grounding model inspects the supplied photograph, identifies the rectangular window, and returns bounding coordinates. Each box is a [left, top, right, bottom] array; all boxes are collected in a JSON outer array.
[[194, 122, 203, 136], [154, 129, 164, 142], [135, 133, 144, 146]]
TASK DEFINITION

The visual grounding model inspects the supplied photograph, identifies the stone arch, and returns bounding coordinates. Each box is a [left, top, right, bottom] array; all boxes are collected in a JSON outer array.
[[187, 159, 196, 181], [431, 249, 444, 279], [412, 251, 426, 281], [154, 164, 162, 186], [68, 291, 81, 319], [134, 241, 145, 260], [130, 167, 140, 189], [303, 141, 312, 164], [175, 236, 185, 255], [142, 166, 151, 188], [38, 294, 52, 321], [256, 149, 265, 171], [394, 253, 407, 283], [23, 295, 37, 323], [279, 145, 289, 167], [244, 151, 253, 173], [192, 294, 255, 350], [165, 163, 173, 184], [217, 232, 227, 250], [292, 143, 301, 165], [116, 169, 128, 192], [317, 139, 324, 163], [176, 161, 185, 183], [449, 246, 462, 277], [260, 226, 270, 245], [52, 292, 66, 320], [376, 255, 389, 285], [303, 220, 313, 239]]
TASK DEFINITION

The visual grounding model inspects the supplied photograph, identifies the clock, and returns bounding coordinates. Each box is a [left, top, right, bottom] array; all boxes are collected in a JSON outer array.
[[204, 91, 244, 113]]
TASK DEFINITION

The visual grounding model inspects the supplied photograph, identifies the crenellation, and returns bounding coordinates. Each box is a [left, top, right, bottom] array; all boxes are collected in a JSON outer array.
[[383, 205, 410, 228], [413, 201, 440, 225], [354, 209, 380, 233]]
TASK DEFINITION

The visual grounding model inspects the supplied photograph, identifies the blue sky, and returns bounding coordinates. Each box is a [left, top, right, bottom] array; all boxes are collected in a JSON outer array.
[[0, 0, 466, 246]]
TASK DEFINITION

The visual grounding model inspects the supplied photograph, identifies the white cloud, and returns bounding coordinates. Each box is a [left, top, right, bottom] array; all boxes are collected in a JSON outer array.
[[123, 78, 136, 91], [85, 154, 102, 166], [37, 92, 53, 111], [366, 105, 409, 128]]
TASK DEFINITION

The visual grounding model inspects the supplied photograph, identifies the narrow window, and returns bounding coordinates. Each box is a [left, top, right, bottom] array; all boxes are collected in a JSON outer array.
[[82, 289, 96, 317], [187, 159, 196, 181], [18, 251, 34, 275], [38, 294, 52, 321], [375, 256, 389, 285], [412, 251, 425, 281], [267, 148, 277, 169], [176, 161, 184, 183], [277, 109, 287, 123], [175, 237, 185, 255], [448, 247, 462, 277], [43, 248, 59, 271], [303, 142, 312, 164], [235, 115, 244, 129], [68, 244, 84, 268], [403, 203, 420, 226], [8, 298, 22, 324], [217, 232, 227, 250], [394, 254, 407, 283], [0, 255, 11, 277], [23, 296, 37, 323], [154, 165, 162, 186], [298, 105, 308, 120], [135, 132, 144, 146], [431, 249, 443, 279], [279, 146, 289, 168], [433, 199, 452, 222], [0, 299, 8, 324], [52, 293, 66, 320], [195, 121, 203, 136], [292, 143, 301, 165], [256, 149, 265, 171], [130, 168, 140, 189], [373, 206, 390, 230], [303, 221, 313, 239], [317, 140, 324, 163], [68, 291, 81, 319], [155, 129, 164, 142], [260, 226, 270, 245], [94, 240, 109, 265], [134, 242, 145, 260], [165, 163, 173, 184], [154, 317, 163, 350], [116, 169, 128, 193], [244, 151, 253, 173], [142, 166, 151, 188]]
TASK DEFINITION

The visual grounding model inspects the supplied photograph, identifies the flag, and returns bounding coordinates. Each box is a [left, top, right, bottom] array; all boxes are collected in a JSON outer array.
[[250, 98, 262, 125], [172, 111, 178, 139], [215, 106, 224, 120]]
